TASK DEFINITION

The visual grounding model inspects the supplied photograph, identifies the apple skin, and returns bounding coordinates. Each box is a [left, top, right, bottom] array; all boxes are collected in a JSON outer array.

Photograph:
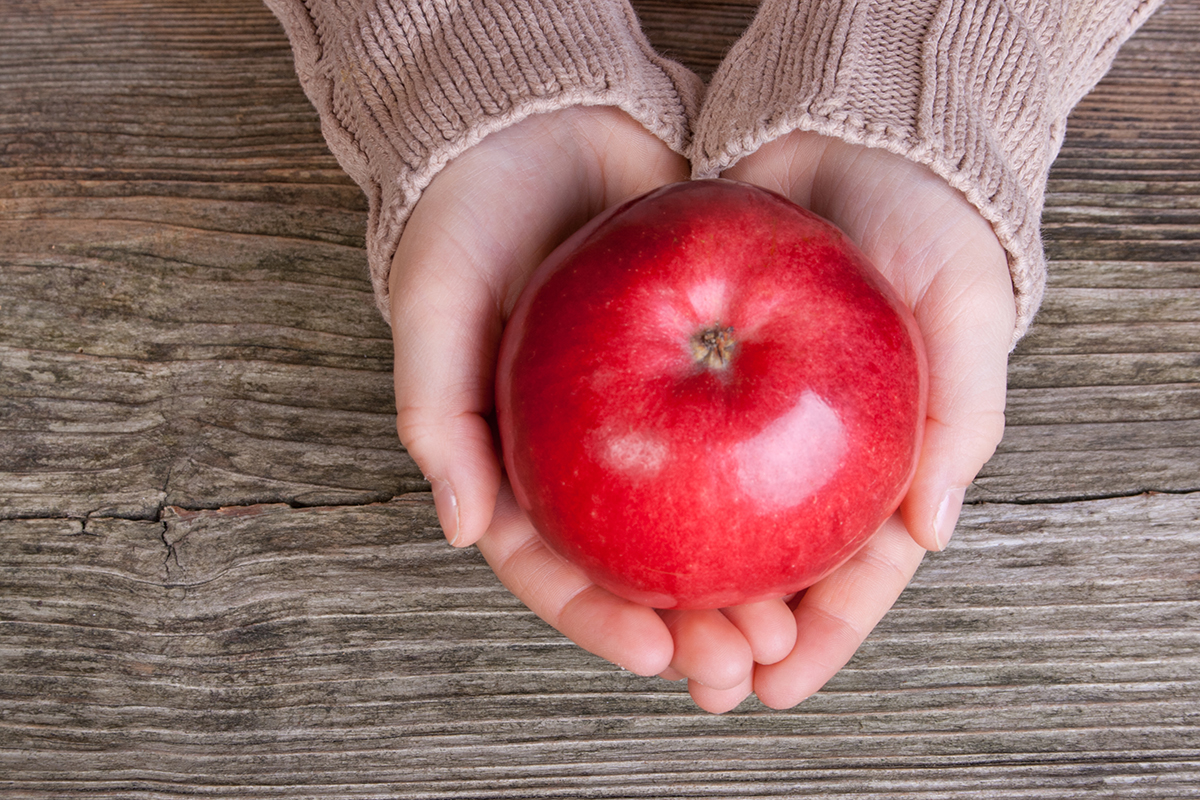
[[495, 179, 927, 610]]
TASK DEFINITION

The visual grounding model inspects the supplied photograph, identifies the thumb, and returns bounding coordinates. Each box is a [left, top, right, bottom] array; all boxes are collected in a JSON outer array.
[[390, 167, 588, 547], [390, 225, 506, 547], [387, 112, 596, 548], [388, 146, 576, 548], [390, 108, 690, 547], [900, 235, 1015, 551]]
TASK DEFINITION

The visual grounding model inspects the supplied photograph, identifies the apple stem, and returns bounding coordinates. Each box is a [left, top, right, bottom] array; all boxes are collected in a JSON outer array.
[[691, 324, 736, 370]]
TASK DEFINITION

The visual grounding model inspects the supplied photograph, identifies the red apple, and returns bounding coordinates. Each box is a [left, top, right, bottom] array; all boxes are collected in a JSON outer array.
[[495, 179, 927, 610]]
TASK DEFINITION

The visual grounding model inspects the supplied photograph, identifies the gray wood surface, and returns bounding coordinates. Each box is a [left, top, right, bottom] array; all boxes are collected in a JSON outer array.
[[2, 0, 1197, 797]]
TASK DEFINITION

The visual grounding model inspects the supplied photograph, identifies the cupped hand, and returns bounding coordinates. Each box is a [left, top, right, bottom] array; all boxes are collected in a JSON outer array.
[[389, 106, 796, 705], [717, 131, 1017, 709]]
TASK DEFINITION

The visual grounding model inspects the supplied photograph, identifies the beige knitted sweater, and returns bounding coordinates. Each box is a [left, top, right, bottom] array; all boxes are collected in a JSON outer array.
[[264, 0, 1162, 340]]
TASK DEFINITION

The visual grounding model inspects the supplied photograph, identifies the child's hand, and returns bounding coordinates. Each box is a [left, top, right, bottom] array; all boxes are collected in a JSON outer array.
[[714, 131, 1017, 709], [389, 107, 797, 701]]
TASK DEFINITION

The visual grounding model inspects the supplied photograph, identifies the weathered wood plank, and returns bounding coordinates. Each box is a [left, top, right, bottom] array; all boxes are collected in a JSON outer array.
[[631, 0, 760, 81], [1, 0, 1199, 797], [1, 0, 1197, 516], [980, 0, 1200, 502], [0, 0, 418, 519], [1, 495, 1197, 797]]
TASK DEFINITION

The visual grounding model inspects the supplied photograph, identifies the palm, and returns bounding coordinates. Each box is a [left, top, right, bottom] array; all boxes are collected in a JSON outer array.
[[722, 131, 1015, 708]]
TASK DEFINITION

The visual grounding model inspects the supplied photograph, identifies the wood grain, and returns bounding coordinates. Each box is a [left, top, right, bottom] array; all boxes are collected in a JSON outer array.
[[1, 0, 1198, 798], [631, 0, 760, 81], [984, 1, 1200, 503], [0, 0, 420, 520], [1, 495, 1197, 797]]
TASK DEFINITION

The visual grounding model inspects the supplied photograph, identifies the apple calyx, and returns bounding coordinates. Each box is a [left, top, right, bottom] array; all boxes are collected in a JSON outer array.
[[691, 324, 736, 370]]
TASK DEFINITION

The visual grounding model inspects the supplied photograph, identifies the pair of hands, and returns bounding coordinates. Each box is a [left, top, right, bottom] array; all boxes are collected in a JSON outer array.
[[390, 106, 1015, 713]]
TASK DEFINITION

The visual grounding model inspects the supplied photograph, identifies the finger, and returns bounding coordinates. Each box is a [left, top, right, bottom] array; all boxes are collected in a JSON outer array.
[[753, 514, 925, 709], [658, 608, 754, 691], [720, 598, 798, 666], [390, 238, 506, 550], [688, 671, 755, 714], [900, 216, 1015, 551], [474, 482, 674, 677], [390, 231, 506, 547]]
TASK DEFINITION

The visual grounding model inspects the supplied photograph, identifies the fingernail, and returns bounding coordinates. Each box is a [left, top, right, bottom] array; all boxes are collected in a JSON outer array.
[[428, 477, 460, 546], [934, 486, 967, 551]]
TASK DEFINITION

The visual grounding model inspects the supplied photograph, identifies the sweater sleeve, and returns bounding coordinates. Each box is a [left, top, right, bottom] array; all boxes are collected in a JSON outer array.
[[263, 0, 703, 320], [693, 0, 1163, 343]]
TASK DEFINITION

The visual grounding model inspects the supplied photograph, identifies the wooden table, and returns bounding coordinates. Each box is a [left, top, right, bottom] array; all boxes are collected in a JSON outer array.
[[2, 1, 1197, 797]]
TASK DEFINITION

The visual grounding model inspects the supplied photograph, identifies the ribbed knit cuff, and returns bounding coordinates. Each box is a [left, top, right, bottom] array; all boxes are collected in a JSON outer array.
[[693, 0, 1162, 344], [265, 0, 704, 320]]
